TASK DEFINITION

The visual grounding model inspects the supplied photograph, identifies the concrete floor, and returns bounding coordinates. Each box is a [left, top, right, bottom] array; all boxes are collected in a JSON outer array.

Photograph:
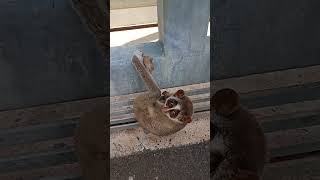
[[110, 142, 210, 180]]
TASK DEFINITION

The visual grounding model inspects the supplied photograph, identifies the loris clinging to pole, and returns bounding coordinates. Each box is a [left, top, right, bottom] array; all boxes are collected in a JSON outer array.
[[132, 51, 194, 136], [210, 88, 267, 180]]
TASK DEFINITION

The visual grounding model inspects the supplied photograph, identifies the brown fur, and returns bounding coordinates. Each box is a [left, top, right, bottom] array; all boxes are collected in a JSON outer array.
[[211, 88, 267, 180], [70, 1, 108, 178], [143, 55, 155, 74], [133, 92, 187, 136], [74, 104, 108, 180], [132, 52, 193, 136]]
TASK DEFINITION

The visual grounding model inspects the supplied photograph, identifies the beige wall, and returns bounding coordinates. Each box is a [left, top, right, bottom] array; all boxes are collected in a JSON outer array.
[[110, 0, 156, 10], [110, 0, 157, 28]]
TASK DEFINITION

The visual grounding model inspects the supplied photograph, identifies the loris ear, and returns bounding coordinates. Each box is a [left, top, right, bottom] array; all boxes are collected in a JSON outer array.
[[175, 89, 185, 98], [183, 116, 192, 123], [162, 91, 170, 97]]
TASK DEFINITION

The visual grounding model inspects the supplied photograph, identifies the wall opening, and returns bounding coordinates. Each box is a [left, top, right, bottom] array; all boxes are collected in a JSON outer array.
[[110, 0, 159, 47]]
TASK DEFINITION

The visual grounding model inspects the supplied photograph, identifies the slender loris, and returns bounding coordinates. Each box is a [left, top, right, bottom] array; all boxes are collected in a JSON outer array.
[[132, 51, 193, 136], [210, 88, 267, 180]]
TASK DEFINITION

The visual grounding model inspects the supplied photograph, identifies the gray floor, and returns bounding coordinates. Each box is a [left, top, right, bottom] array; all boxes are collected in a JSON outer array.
[[110, 142, 210, 180]]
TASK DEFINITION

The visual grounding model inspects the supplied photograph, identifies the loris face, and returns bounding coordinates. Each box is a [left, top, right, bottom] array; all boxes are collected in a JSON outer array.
[[212, 88, 240, 117], [158, 89, 193, 124]]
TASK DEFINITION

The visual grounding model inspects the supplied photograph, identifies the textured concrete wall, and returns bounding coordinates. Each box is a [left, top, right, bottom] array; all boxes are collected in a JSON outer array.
[[0, 0, 108, 110], [110, 0, 210, 96], [212, 0, 320, 80], [157, 0, 210, 90]]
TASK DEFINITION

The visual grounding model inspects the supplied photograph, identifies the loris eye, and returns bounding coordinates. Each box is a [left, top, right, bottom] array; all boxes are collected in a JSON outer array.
[[159, 95, 166, 102], [166, 99, 178, 108], [169, 109, 180, 118]]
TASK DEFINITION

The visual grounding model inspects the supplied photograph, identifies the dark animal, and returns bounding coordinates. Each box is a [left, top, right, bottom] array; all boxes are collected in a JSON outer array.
[[210, 88, 267, 180]]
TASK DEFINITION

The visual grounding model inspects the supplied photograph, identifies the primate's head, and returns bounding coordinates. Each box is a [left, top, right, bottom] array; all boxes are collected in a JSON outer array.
[[159, 89, 193, 124], [211, 88, 240, 117]]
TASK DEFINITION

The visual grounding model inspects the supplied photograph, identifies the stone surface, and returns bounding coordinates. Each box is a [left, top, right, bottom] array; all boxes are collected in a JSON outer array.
[[110, 111, 210, 158], [110, 142, 210, 180]]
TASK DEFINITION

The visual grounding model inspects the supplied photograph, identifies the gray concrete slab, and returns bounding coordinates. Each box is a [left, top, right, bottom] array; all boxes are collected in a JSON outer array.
[[110, 142, 210, 180]]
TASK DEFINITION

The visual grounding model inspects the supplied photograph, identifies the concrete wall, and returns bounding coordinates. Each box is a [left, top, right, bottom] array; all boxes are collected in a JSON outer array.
[[0, 0, 108, 111], [212, 0, 320, 80], [157, 0, 210, 86], [110, 0, 210, 96]]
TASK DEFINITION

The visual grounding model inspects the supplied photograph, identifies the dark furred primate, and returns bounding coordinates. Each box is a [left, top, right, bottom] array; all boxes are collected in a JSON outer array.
[[70, 1, 108, 179], [74, 104, 108, 180], [132, 51, 193, 136], [210, 88, 267, 180]]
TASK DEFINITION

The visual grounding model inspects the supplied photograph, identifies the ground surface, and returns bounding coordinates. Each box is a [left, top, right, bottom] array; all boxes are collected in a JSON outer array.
[[110, 142, 210, 180]]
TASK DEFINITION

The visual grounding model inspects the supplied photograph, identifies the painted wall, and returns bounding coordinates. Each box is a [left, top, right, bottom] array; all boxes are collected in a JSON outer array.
[[0, 0, 108, 110], [110, 0, 210, 96]]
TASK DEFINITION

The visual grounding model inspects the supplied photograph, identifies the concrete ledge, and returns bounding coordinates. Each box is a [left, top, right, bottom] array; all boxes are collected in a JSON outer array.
[[110, 111, 210, 158], [213, 65, 320, 93]]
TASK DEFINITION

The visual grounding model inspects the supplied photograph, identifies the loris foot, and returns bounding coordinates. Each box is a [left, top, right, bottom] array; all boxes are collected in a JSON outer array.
[[133, 50, 144, 61], [133, 50, 154, 74], [143, 55, 154, 74]]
